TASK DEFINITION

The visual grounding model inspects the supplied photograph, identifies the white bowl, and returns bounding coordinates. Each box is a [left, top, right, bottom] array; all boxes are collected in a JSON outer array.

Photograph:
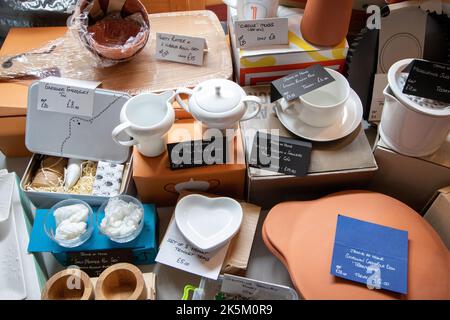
[[175, 194, 243, 252]]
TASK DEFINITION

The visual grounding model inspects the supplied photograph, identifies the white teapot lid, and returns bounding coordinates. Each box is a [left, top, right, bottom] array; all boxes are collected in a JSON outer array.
[[195, 79, 242, 113]]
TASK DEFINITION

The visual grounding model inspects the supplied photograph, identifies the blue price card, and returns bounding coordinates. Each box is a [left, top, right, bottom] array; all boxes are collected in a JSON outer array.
[[330, 215, 409, 294]]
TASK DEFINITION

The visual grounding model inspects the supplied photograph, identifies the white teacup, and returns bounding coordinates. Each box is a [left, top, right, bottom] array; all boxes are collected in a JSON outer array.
[[287, 68, 350, 128], [112, 91, 175, 157]]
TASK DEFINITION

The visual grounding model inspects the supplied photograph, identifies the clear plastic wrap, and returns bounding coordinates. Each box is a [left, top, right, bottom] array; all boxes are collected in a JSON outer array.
[[0, 10, 232, 95], [0, 0, 150, 80], [68, 0, 150, 66]]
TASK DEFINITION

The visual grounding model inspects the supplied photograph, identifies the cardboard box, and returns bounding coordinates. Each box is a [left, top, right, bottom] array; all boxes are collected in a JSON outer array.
[[133, 120, 246, 207], [240, 85, 378, 209], [178, 190, 261, 275], [229, 6, 348, 86], [423, 187, 450, 250], [0, 27, 67, 157], [370, 136, 450, 212]]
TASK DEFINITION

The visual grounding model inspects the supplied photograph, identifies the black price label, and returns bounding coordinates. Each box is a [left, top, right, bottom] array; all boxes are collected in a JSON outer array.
[[270, 64, 335, 103], [249, 132, 312, 177], [67, 249, 133, 277], [167, 136, 228, 170], [402, 60, 450, 104]]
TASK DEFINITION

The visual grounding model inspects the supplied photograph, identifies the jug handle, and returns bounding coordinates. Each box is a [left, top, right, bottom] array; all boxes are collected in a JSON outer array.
[[241, 95, 262, 121], [112, 122, 139, 147], [222, 0, 237, 8], [175, 88, 194, 113]]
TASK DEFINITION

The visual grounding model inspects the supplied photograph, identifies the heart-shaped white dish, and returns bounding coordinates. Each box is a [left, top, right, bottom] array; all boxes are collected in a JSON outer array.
[[175, 194, 243, 252]]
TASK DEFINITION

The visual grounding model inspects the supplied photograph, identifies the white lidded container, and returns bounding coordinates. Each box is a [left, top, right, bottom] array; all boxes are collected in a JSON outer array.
[[20, 81, 133, 208], [380, 59, 450, 157]]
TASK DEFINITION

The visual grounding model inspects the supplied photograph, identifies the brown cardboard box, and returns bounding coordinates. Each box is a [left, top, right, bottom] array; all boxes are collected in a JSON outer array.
[[0, 27, 66, 157], [423, 187, 450, 250], [370, 136, 450, 212], [0, 116, 28, 157], [133, 120, 246, 206], [240, 86, 378, 209], [178, 191, 261, 275]]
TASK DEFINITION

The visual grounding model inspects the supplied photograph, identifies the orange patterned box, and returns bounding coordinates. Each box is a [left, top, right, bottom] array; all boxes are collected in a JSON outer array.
[[229, 6, 348, 86]]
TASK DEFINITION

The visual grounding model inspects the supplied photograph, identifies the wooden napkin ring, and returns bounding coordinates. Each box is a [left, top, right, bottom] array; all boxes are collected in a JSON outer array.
[[42, 268, 94, 300], [95, 263, 147, 300]]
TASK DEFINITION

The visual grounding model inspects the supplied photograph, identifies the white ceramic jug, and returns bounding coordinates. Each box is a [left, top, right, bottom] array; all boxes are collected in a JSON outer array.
[[380, 59, 450, 157], [112, 91, 175, 157]]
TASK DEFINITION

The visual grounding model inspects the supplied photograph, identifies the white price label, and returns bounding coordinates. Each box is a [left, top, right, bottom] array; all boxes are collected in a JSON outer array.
[[155, 33, 206, 66], [37, 77, 100, 117], [235, 17, 288, 49]]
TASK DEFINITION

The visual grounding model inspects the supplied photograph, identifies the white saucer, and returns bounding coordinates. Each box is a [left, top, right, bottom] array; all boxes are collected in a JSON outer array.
[[275, 89, 363, 142]]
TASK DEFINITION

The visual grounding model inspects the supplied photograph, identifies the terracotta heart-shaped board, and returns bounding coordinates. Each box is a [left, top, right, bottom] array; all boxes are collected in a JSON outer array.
[[175, 194, 243, 251]]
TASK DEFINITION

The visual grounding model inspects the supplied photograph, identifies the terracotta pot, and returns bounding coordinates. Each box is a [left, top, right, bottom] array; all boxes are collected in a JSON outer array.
[[262, 191, 450, 300], [42, 269, 94, 300], [300, 0, 353, 46], [76, 0, 150, 62]]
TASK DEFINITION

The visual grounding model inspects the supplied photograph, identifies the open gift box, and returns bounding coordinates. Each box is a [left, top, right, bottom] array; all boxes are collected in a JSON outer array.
[[133, 119, 247, 207], [19, 80, 134, 208]]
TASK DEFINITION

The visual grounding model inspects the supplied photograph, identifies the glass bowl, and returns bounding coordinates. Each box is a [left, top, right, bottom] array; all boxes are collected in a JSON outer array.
[[97, 195, 144, 243], [44, 199, 94, 248]]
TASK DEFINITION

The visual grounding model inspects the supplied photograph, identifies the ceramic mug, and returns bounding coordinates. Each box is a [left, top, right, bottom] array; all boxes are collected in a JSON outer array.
[[288, 68, 350, 128], [112, 91, 175, 157], [223, 0, 279, 19]]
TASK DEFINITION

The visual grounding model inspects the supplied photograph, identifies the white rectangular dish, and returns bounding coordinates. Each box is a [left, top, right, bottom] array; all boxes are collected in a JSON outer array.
[[0, 173, 27, 300]]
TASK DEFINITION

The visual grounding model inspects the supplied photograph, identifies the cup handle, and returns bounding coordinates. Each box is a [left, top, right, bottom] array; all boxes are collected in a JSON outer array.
[[241, 95, 262, 121], [112, 122, 138, 147], [175, 88, 194, 113]]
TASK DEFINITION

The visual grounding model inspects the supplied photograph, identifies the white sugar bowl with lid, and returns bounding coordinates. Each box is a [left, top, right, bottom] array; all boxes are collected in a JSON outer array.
[[381, 58, 450, 157], [175, 79, 262, 130]]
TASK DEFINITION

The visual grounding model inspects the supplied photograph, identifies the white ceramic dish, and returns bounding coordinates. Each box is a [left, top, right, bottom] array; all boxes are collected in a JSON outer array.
[[275, 89, 363, 142], [112, 91, 175, 157], [175, 194, 243, 252], [0, 173, 15, 222], [0, 199, 27, 300]]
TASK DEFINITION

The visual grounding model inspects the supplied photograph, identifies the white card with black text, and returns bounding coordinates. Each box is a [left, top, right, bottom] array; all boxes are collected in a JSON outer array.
[[155, 217, 229, 280], [155, 33, 206, 66], [37, 77, 101, 117], [235, 18, 288, 49]]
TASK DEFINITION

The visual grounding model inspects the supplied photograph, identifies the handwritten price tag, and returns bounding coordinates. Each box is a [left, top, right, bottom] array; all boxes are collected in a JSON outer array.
[[155, 217, 229, 280], [235, 17, 288, 49], [155, 33, 206, 66], [37, 77, 100, 117]]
